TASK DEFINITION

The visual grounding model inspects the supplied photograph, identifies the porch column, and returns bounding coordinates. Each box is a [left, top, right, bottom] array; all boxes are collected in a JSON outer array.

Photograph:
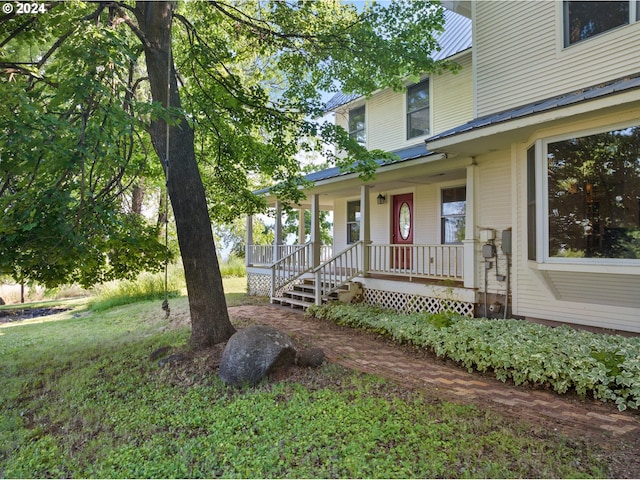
[[245, 214, 253, 267], [274, 200, 283, 262], [310, 194, 321, 267], [298, 208, 306, 244], [360, 184, 370, 275], [463, 163, 479, 288]]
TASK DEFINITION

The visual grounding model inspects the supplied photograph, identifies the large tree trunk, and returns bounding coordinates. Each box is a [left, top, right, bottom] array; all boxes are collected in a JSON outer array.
[[137, 1, 236, 348]]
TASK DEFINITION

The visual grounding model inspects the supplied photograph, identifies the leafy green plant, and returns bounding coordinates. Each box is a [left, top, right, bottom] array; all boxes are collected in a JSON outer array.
[[307, 304, 640, 411]]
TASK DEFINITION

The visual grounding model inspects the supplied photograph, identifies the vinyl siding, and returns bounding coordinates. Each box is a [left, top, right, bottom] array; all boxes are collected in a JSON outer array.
[[476, 151, 512, 295], [335, 52, 473, 153], [475, 1, 640, 116]]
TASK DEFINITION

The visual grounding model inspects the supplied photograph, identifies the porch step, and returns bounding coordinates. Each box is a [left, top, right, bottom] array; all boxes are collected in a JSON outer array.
[[271, 279, 338, 310]]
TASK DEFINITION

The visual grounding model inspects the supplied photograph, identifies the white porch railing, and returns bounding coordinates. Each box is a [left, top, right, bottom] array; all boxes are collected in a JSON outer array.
[[248, 244, 333, 266], [313, 241, 363, 304], [368, 244, 463, 281], [270, 242, 314, 298]]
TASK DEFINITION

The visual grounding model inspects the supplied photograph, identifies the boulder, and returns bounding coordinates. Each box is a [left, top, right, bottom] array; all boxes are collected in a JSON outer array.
[[219, 325, 297, 386]]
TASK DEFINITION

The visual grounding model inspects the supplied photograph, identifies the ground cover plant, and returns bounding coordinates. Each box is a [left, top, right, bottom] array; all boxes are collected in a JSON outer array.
[[0, 279, 629, 478], [307, 304, 640, 411]]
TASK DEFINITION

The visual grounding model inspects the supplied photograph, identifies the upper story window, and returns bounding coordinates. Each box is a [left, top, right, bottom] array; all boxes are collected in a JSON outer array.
[[346, 200, 361, 244], [348, 106, 366, 145], [529, 124, 640, 263], [563, 1, 638, 47], [441, 187, 466, 244], [407, 80, 430, 139]]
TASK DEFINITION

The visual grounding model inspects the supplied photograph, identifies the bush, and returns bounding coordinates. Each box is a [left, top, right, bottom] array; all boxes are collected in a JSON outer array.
[[307, 304, 640, 411], [219, 255, 246, 278], [89, 267, 185, 312]]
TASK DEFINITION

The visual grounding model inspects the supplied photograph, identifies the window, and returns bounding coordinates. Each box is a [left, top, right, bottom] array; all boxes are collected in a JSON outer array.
[[407, 80, 430, 139], [348, 106, 365, 145], [563, 1, 635, 46], [441, 187, 466, 244], [347, 200, 361, 244], [544, 125, 640, 260]]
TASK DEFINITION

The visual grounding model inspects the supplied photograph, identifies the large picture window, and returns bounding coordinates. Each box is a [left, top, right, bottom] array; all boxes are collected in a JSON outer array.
[[346, 200, 361, 244], [441, 187, 466, 244], [563, 1, 635, 47], [545, 126, 640, 260], [407, 80, 430, 139], [348, 106, 365, 145]]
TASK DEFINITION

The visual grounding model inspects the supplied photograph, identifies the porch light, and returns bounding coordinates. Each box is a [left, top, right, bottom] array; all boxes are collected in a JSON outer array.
[[377, 193, 386, 205]]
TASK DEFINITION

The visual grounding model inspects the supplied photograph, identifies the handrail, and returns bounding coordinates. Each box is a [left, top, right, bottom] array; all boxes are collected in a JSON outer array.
[[270, 242, 314, 299], [313, 241, 363, 305]]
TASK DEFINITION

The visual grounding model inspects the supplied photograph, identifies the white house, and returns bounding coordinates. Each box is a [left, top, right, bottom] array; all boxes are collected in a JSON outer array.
[[246, 2, 640, 334]]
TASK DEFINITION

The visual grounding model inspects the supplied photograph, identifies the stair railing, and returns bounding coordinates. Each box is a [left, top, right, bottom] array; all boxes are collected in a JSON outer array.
[[313, 241, 363, 305], [270, 242, 314, 300]]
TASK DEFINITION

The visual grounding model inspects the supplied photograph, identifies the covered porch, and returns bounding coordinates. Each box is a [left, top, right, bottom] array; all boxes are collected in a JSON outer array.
[[246, 147, 480, 316]]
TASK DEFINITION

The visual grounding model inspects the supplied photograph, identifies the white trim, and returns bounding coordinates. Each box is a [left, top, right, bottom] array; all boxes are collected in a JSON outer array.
[[538, 120, 640, 267]]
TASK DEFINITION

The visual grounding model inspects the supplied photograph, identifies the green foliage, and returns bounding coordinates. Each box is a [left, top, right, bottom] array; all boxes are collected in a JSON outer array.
[[218, 256, 246, 278], [0, 299, 610, 478], [307, 304, 640, 411]]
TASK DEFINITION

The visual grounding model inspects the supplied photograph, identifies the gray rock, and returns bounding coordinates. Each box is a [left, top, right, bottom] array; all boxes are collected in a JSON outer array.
[[296, 347, 326, 367], [219, 325, 297, 386]]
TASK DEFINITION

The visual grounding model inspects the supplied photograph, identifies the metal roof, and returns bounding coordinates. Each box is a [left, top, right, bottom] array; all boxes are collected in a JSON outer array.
[[427, 74, 640, 143], [324, 9, 472, 112]]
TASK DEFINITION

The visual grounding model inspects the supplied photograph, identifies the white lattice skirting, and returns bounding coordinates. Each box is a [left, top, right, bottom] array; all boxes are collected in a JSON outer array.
[[363, 288, 475, 317], [247, 272, 271, 297]]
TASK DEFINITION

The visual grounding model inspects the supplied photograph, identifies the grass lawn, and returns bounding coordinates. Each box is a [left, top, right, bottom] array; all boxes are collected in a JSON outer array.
[[0, 277, 616, 478]]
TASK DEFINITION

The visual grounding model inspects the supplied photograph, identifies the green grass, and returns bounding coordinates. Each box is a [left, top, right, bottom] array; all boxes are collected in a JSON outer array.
[[0, 282, 618, 478]]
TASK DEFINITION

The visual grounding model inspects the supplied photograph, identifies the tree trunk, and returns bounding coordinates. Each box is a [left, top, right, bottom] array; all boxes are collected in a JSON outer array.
[[137, 1, 235, 348]]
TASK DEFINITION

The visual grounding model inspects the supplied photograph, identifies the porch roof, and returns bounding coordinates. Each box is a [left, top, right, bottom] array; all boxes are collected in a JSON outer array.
[[426, 73, 640, 149], [253, 143, 434, 196]]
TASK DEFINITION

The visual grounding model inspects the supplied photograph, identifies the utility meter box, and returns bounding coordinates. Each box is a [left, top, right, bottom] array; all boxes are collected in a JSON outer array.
[[502, 229, 512, 255], [479, 229, 495, 242]]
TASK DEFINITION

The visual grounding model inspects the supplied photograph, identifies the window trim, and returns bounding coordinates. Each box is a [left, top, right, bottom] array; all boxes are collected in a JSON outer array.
[[406, 79, 430, 140], [535, 122, 640, 267], [562, 0, 639, 48], [346, 199, 361, 245], [440, 186, 466, 245], [348, 105, 366, 145]]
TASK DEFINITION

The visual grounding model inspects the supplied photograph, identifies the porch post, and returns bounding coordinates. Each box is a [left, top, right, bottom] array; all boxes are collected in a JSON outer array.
[[274, 200, 283, 263], [463, 163, 478, 288], [360, 184, 370, 275], [310, 194, 321, 267], [245, 214, 253, 267], [298, 208, 306, 244]]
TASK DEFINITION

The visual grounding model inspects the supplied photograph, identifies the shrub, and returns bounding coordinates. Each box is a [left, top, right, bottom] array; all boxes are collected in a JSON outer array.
[[307, 304, 640, 411]]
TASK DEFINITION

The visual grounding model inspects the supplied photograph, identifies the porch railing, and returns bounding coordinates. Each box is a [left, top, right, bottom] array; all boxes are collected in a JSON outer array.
[[368, 244, 463, 281], [248, 244, 333, 266], [313, 241, 363, 304], [270, 242, 313, 298]]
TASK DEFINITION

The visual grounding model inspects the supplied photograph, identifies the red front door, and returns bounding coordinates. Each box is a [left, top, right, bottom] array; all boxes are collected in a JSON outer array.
[[393, 193, 413, 269]]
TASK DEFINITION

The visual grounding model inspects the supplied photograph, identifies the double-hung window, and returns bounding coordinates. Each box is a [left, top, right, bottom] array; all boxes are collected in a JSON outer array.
[[347, 200, 361, 244], [529, 124, 640, 262], [348, 106, 366, 145], [407, 80, 430, 139], [563, 1, 639, 47], [441, 187, 466, 244]]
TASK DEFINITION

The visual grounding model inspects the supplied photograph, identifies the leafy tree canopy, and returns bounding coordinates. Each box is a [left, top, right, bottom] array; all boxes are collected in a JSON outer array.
[[1, 0, 456, 288]]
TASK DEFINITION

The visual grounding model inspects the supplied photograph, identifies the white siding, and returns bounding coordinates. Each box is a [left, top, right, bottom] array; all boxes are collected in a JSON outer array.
[[335, 52, 474, 153], [475, 152, 512, 295], [475, 1, 640, 116], [433, 52, 474, 134]]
